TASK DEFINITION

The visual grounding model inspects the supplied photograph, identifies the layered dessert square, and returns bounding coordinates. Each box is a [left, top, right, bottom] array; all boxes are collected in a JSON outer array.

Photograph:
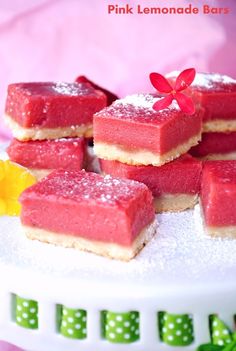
[[167, 72, 236, 132], [190, 132, 236, 160], [100, 154, 202, 212], [5, 82, 107, 141], [7, 138, 86, 180], [201, 161, 236, 238], [19, 170, 156, 260], [94, 94, 202, 166]]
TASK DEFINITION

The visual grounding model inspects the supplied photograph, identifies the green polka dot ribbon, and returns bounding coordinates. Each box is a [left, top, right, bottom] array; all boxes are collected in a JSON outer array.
[[58, 306, 87, 339], [102, 311, 140, 343], [159, 312, 194, 346], [15, 295, 38, 329], [197, 315, 236, 351]]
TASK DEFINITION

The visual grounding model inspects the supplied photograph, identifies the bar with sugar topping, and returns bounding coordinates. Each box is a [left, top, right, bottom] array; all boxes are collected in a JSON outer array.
[[4, 82, 107, 141], [167, 72, 236, 133], [19, 170, 156, 261], [93, 94, 202, 167]]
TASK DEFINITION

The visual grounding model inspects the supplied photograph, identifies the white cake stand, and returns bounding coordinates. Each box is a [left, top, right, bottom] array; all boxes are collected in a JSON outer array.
[[0, 145, 236, 351]]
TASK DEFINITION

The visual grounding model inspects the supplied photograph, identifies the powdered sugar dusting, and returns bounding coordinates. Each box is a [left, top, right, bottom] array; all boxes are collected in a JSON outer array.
[[167, 71, 236, 92], [115, 94, 179, 111]]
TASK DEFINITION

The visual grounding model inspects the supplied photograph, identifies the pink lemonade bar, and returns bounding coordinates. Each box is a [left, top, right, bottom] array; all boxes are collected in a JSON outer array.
[[5, 82, 107, 141], [19, 170, 156, 261], [100, 154, 202, 212], [94, 94, 202, 166], [190, 132, 236, 161], [167, 72, 236, 133], [201, 161, 236, 238], [7, 138, 86, 180]]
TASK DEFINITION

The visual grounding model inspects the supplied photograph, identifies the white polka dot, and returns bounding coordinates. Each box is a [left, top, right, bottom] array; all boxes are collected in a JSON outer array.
[[168, 335, 174, 341], [168, 323, 174, 329], [22, 313, 28, 319], [177, 318, 182, 323], [124, 321, 130, 327], [63, 309, 68, 316], [105, 325, 109, 330], [82, 328, 87, 334], [214, 330, 220, 336], [176, 330, 182, 336], [75, 323, 81, 329], [29, 319, 36, 325], [163, 327, 167, 333], [16, 316, 22, 322], [62, 321, 67, 327], [131, 314, 136, 320], [124, 333, 130, 339], [135, 318, 139, 323], [109, 320, 115, 327], [135, 329, 140, 335], [164, 315, 168, 321], [226, 339, 231, 343], [116, 315, 123, 322], [116, 327, 123, 334], [82, 316, 87, 322], [17, 306, 22, 311], [131, 325, 135, 331], [68, 317, 74, 323], [75, 311, 81, 317], [218, 340, 224, 346], [67, 328, 74, 335], [213, 321, 218, 327], [30, 308, 36, 313], [109, 332, 115, 339], [223, 329, 229, 335], [183, 324, 188, 329], [183, 336, 188, 341], [23, 302, 29, 307]]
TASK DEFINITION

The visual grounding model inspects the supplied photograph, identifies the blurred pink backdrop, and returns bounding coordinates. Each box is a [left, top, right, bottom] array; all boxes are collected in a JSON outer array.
[[0, 0, 235, 349]]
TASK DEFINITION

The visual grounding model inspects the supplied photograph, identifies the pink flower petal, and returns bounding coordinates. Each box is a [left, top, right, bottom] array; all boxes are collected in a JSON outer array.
[[152, 95, 174, 111], [174, 68, 196, 91], [175, 92, 196, 115], [150, 72, 173, 93]]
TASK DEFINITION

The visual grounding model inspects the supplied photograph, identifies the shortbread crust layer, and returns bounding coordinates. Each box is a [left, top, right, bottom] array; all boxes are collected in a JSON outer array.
[[4, 114, 93, 141], [29, 168, 53, 180], [22, 220, 157, 261], [205, 225, 236, 239], [94, 133, 201, 166], [203, 119, 236, 133], [197, 151, 236, 161], [154, 194, 198, 213]]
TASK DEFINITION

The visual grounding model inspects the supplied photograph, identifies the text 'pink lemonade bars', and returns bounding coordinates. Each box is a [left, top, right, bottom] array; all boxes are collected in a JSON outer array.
[[201, 161, 236, 238], [93, 94, 202, 167], [4, 82, 107, 141], [7, 138, 86, 180], [100, 154, 202, 213], [190, 132, 236, 161], [19, 170, 156, 261], [167, 72, 236, 133]]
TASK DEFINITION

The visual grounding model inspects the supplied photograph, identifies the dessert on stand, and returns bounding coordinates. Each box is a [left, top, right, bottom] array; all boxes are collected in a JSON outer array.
[[1, 70, 236, 351]]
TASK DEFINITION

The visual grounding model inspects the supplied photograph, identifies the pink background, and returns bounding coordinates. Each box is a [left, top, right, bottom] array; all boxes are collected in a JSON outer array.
[[0, 0, 235, 349]]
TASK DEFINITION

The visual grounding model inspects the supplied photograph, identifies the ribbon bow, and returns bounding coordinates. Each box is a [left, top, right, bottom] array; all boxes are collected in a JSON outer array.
[[149, 68, 196, 115], [197, 333, 236, 351]]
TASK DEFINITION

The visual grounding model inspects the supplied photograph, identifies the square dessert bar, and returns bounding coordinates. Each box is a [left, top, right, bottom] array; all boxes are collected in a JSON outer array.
[[94, 94, 202, 166], [5, 82, 107, 141], [7, 138, 86, 180], [190, 132, 236, 160], [19, 170, 156, 261], [201, 161, 236, 238], [167, 72, 236, 133], [100, 154, 202, 212]]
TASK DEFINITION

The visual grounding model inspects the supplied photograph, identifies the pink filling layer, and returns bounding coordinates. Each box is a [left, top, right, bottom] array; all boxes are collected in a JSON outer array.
[[5, 82, 107, 128], [100, 154, 202, 197], [201, 161, 236, 226], [7, 138, 85, 170], [190, 132, 236, 157], [168, 72, 236, 122], [94, 94, 202, 154], [20, 170, 155, 246]]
